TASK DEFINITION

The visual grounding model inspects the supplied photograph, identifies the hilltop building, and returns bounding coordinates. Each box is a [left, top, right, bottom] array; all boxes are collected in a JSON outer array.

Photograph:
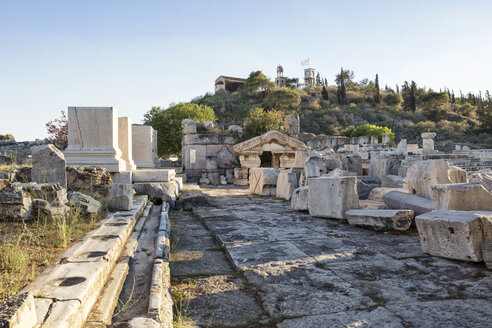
[[304, 68, 316, 87], [214, 75, 246, 93], [275, 65, 286, 88]]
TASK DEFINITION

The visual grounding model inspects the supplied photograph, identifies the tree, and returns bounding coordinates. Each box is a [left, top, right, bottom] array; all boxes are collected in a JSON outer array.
[[420, 91, 450, 120], [285, 77, 299, 89], [374, 74, 382, 106], [350, 124, 395, 143], [383, 92, 402, 106], [321, 86, 329, 101], [240, 71, 274, 94], [456, 103, 477, 118], [243, 108, 284, 140], [335, 68, 355, 87], [336, 67, 348, 105], [45, 110, 68, 150], [263, 88, 301, 113], [144, 102, 216, 156], [0, 133, 14, 141], [316, 72, 321, 85]]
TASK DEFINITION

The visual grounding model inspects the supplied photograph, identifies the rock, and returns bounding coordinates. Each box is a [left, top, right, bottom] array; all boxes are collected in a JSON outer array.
[[0, 292, 37, 328], [448, 165, 467, 183], [227, 125, 243, 134], [68, 192, 101, 215], [291, 186, 309, 211], [199, 177, 210, 185], [182, 119, 198, 134], [0, 184, 32, 220], [415, 210, 492, 262], [476, 172, 492, 193], [381, 175, 404, 188], [368, 187, 406, 202], [176, 187, 209, 211], [342, 154, 362, 175], [369, 154, 403, 179], [323, 158, 342, 170], [308, 176, 359, 219], [482, 242, 492, 269], [0, 154, 13, 165], [225, 169, 234, 184], [276, 170, 300, 201], [15, 182, 68, 205], [304, 156, 326, 178], [0, 179, 10, 191], [345, 209, 414, 231], [358, 199, 386, 209], [209, 173, 220, 186], [13, 166, 31, 183], [326, 168, 344, 177], [66, 166, 113, 195], [249, 168, 279, 196], [31, 198, 69, 219], [383, 191, 433, 215], [406, 160, 451, 199], [431, 183, 492, 211], [109, 183, 134, 211], [31, 144, 67, 188], [357, 180, 374, 200], [234, 168, 249, 186], [133, 182, 178, 207], [220, 175, 227, 185], [128, 317, 160, 328], [132, 169, 176, 183]]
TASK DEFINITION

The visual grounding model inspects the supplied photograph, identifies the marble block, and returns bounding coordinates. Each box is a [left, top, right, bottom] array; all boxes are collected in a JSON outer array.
[[118, 117, 136, 171]]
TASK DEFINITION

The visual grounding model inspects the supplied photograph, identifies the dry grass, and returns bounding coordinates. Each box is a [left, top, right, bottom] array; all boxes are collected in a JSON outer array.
[[0, 207, 104, 302]]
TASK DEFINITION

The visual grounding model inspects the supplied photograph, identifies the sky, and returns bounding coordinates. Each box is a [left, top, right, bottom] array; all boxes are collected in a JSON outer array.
[[1, 0, 491, 141]]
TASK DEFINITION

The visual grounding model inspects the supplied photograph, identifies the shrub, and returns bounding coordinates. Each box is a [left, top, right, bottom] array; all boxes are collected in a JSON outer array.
[[144, 103, 216, 156], [415, 121, 436, 133], [0, 134, 14, 141], [45, 110, 68, 150], [383, 92, 402, 106], [243, 108, 284, 140], [350, 123, 395, 143], [263, 87, 301, 113]]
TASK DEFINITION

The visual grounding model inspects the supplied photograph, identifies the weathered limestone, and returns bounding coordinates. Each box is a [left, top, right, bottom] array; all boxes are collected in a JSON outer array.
[[291, 186, 309, 211], [133, 182, 179, 207], [342, 154, 363, 175], [369, 154, 402, 179], [249, 168, 279, 196], [132, 169, 176, 183], [370, 135, 378, 145], [32, 144, 67, 188], [475, 172, 492, 193], [276, 169, 301, 200], [482, 242, 492, 269], [382, 134, 390, 145], [448, 165, 468, 183], [234, 167, 249, 186], [358, 199, 386, 210], [0, 184, 32, 220], [304, 156, 326, 178], [118, 117, 137, 171], [421, 132, 436, 153], [31, 199, 69, 219], [0, 292, 37, 328], [345, 209, 414, 231], [368, 187, 407, 202], [431, 183, 492, 211], [383, 191, 433, 215], [381, 175, 404, 188], [109, 183, 134, 211], [308, 176, 359, 219], [415, 210, 492, 262], [397, 139, 407, 148], [406, 160, 452, 199], [132, 125, 158, 168], [64, 107, 126, 172], [68, 192, 101, 215]]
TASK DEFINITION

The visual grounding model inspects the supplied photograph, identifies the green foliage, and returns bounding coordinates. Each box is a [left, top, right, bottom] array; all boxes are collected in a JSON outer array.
[[240, 71, 274, 94], [263, 87, 301, 113], [144, 103, 216, 156], [0, 134, 14, 141], [350, 124, 395, 143], [243, 108, 284, 140], [374, 74, 382, 106], [455, 103, 477, 118], [383, 92, 402, 106], [321, 86, 329, 101], [420, 91, 450, 121]]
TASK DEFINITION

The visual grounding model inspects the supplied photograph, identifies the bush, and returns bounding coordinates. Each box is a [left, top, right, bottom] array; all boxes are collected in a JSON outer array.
[[0, 134, 14, 141], [415, 121, 436, 133], [263, 87, 301, 113], [383, 92, 402, 106], [350, 123, 395, 143], [243, 108, 284, 140], [144, 103, 216, 156], [45, 110, 68, 150]]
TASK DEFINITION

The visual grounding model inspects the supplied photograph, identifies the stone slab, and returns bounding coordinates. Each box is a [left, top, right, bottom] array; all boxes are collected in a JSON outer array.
[[132, 169, 176, 183], [345, 209, 414, 231], [383, 191, 433, 215], [308, 176, 359, 219]]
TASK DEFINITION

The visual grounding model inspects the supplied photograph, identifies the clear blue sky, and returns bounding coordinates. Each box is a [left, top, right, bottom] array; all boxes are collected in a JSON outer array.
[[1, 0, 491, 141]]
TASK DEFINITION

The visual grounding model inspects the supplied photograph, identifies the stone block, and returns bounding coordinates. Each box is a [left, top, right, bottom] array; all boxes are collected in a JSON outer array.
[[0, 184, 32, 220], [118, 117, 136, 171], [369, 154, 402, 179], [381, 175, 404, 188], [482, 242, 492, 269], [415, 210, 492, 262], [111, 171, 133, 184], [183, 134, 219, 145], [308, 176, 359, 219], [368, 187, 407, 202], [304, 156, 326, 178], [132, 169, 176, 183], [382, 134, 390, 145], [182, 119, 197, 134], [370, 135, 378, 144], [342, 154, 362, 175], [276, 170, 300, 201], [32, 199, 69, 220], [0, 292, 37, 328], [324, 158, 342, 170], [249, 168, 279, 196], [182, 145, 207, 172], [291, 186, 309, 211], [383, 191, 433, 215], [234, 167, 249, 179], [32, 144, 67, 188], [448, 165, 467, 183], [358, 199, 386, 209], [407, 160, 452, 199], [109, 183, 134, 211], [66, 166, 113, 195], [431, 183, 492, 211], [345, 209, 414, 231], [64, 107, 126, 172], [68, 192, 101, 215], [133, 182, 178, 207], [132, 125, 157, 168], [397, 139, 407, 148]]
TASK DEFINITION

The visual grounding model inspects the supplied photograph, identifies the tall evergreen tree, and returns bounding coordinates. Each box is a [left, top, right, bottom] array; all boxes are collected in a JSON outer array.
[[374, 74, 382, 106], [409, 81, 417, 112], [321, 85, 329, 101], [396, 85, 400, 94], [336, 67, 347, 105]]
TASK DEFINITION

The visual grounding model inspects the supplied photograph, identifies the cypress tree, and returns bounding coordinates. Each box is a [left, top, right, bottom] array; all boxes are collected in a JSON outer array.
[[410, 81, 417, 112], [374, 74, 382, 106], [322, 85, 329, 101], [396, 85, 400, 94]]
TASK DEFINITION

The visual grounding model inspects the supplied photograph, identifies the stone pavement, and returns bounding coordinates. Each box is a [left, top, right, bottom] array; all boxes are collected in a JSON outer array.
[[188, 186, 492, 328]]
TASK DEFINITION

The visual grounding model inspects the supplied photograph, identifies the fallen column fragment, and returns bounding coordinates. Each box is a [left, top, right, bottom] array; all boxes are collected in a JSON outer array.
[[383, 191, 433, 216], [345, 209, 414, 231]]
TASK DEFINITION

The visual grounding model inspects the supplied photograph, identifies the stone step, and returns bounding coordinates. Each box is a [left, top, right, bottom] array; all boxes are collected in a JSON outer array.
[[345, 209, 415, 231], [132, 169, 176, 183]]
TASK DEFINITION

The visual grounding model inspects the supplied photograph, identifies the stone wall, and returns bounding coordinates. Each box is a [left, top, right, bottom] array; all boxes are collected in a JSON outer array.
[[181, 120, 239, 182], [0, 139, 44, 163]]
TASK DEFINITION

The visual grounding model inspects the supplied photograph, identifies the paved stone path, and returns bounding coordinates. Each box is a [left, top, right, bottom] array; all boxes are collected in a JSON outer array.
[[188, 186, 492, 328]]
